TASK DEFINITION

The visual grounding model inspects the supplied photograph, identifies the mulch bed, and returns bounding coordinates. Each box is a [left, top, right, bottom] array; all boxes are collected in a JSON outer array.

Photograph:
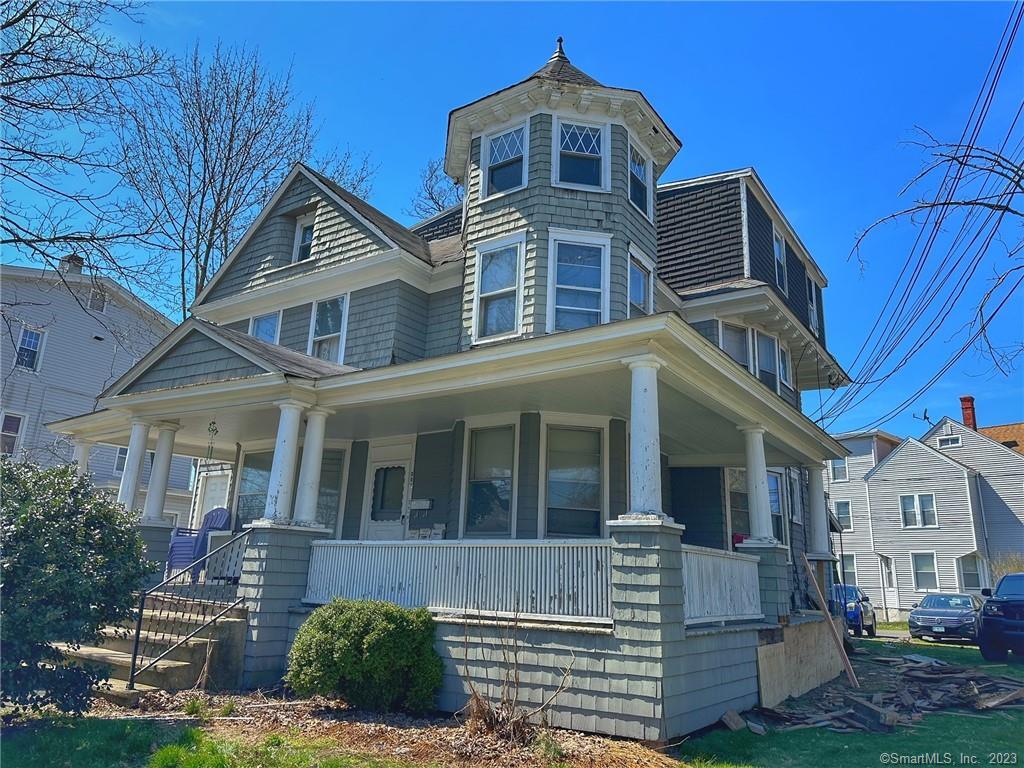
[[91, 691, 679, 768]]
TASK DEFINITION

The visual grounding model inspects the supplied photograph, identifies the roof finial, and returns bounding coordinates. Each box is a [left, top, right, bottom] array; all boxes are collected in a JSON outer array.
[[550, 36, 568, 62]]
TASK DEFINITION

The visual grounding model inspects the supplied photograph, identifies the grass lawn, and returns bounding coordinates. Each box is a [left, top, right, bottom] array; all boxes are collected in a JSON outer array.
[[1, 720, 424, 768], [675, 638, 1024, 768], [875, 620, 908, 633]]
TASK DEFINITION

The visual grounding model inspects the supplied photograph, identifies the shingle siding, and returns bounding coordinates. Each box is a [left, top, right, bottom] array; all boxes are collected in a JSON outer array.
[[123, 330, 266, 393], [343, 280, 428, 369], [425, 287, 464, 358], [411, 207, 462, 241], [655, 180, 744, 292], [203, 174, 391, 303]]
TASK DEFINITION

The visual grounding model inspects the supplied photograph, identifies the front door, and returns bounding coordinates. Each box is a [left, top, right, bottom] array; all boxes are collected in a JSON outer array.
[[364, 461, 410, 540]]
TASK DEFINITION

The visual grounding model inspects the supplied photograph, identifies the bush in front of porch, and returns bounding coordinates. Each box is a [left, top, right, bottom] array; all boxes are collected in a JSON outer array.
[[0, 459, 154, 715], [285, 599, 442, 715]]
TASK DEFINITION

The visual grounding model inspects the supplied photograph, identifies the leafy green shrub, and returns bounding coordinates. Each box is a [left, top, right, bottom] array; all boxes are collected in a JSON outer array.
[[285, 599, 443, 714], [1, 459, 153, 714]]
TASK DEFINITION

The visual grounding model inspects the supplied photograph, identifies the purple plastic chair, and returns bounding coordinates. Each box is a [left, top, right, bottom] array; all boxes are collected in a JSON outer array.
[[165, 507, 231, 582]]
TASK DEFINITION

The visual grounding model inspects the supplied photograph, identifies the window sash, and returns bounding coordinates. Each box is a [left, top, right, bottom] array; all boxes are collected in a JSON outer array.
[[486, 127, 525, 196], [913, 553, 938, 590], [628, 257, 651, 317], [251, 313, 279, 343], [755, 331, 778, 391], [558, 122, 604, 187], [546, 426, 602, 537], [465, 426, 515, 537], [836, 500, 852, 531], [881, 556, 895, 588], [961, 556, 981, 589], [16, 328, 42, 370], [1, 414, 22, 455], [839, 554, 857, 586], [938, 436, 961, 448], [806, 276, 819, 333], [294, 219, 314, 262], [830, 458, 848, 482], [311, 297, 346, 363], [778, 344, 792, 386], [901, 494, 937, 527], [767, 472, 787, 543], [477, 243, 520, 339], [88, 288, 107, 312], [629, 144, 649, 213], [773, 230, 787, 291], [552, 240, 604, 331], [722, 323, 749, 368]]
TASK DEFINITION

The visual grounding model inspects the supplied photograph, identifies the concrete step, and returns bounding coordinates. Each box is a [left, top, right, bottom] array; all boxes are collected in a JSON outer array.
[[93, 677, 160, 708], [144, 592, 247, 620], [117, 613, 247, 639], [97, 626, 216, 665], [61, 644, 198, 690]]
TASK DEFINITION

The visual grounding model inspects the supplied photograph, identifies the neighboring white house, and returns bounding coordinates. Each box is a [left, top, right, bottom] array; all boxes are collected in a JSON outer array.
[[0, 258, 197, 524], [828, 396, 1024, 619]]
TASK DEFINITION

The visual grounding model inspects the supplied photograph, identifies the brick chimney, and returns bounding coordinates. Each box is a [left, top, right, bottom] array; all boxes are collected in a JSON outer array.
[[960, 395, 977, 430]]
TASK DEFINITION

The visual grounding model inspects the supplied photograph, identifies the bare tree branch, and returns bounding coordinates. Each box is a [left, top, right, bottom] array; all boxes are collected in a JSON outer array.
[[406, 157, 463, 220]]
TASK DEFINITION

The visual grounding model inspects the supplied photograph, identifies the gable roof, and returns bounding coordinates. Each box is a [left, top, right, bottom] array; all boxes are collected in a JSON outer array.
[[863, 436, 974, 481], [922, 416, 1024, 462], [102, 318, 356, 398], [979, 422, 1024, 455], [193, 164, 431, 308]]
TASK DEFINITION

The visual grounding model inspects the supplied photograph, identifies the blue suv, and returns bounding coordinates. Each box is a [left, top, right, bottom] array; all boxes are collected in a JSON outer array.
[[833, 584, 877, 637]]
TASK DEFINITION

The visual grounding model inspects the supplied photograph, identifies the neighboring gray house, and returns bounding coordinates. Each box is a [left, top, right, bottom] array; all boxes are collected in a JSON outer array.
[[55, 42, 853, 740], [828, 396, 1024, 619], [1, 259, 196, 524]]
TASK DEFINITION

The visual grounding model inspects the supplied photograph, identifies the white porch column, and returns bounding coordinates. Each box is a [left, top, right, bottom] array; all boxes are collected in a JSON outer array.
[[117, 420, 150, 509], [292, 408, 330, 526], [262, 401, 305, 522], [626, 357, 664, 517], [739, 425, 774, 541], [142, 424, 179, 522], [71, 439, 93, 477], [807, 462, 830, 556]]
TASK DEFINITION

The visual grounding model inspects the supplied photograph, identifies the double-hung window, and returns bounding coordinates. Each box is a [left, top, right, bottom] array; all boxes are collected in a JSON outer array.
[[755, 331, 778, 392], [773, 227, 788, 293], [830, 457, 848, 482], [835, 500, 852, 531], [556, 120, 605, 188], [310, 296, 347, 363], [88, 287, 107, 313], [767, 471, 788, 543], [628, 248, 653, 318], [115, 446, 128, 472], [484, 125, 526, 197], [838, 554, 857, 586], [475, 235, 522, 340], [900, 493, 937, 528], [464, 425, 515, 537], [15, 326, 44, 371], [1, 413, 23, 455], [806, 276, 819, 335], [959, 554, 982, 590], [250, 312, 279, 344], [778, 343, 792, 388], [912, 552, 938, 591], [628, 143, 651, 216], [548, 232, 609, 332], [722, 323, 750, 369], [546, 426, 603, 537], [293, 215, 315, 262]]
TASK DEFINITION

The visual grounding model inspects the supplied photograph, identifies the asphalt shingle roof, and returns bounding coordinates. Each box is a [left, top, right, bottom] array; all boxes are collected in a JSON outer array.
[[201, 320, 358, 378], [979, 423, 1024, 455], [529, 38, 602, 87]]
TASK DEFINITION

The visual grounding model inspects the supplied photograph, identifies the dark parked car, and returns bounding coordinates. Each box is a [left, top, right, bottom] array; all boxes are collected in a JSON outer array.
[[908, 593, 981, 642], [833, 584, 877, 637], [978, 572, 1024, 661]]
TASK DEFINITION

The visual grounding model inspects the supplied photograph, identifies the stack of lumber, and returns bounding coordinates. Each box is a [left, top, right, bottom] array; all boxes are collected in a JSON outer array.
[[723, 654, 1024, 734]]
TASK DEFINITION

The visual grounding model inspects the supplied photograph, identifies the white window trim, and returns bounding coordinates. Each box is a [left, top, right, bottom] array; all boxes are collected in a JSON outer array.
[[546, 228, 612, 334], [938, 435, 962, 449], [957, 553, 985, 591], [910, 550, 940, 592], [829, 458, 849, 483], [114, 445, 129, 473], [627, 135, 654, 220], [719, 320, 753, 373], [835, 499, 853, 532], [839, 552, 858, 586], [789, 468, 803, 524], [772, 224, 788, 296], [767, 468, 791, 553], [458, 413, 521, 539], [627, 244, 656, 318], [292, 214, 315, 264], [248, 310, 282, 345], [0, 410, 25, 457], [778, 341, 793, 388], [480, 121, 529, 201], [899, 493, 939, 529], [306, 294, 350, 364], [471, 231, 526, 344], [879, 554, 897, 591], [806, 275, 819, 335], [537, 412, 611, 539], [15, 325, 46, 373], [551, 116, 612, 193]]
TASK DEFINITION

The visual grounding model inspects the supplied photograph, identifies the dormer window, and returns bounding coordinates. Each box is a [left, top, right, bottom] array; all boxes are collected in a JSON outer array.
[[484, 124, 526, 197], [555, 119, 606, 189], [773, 227, 788, 294], [293, 215, 314, 262], [628, 143, 652, 218]]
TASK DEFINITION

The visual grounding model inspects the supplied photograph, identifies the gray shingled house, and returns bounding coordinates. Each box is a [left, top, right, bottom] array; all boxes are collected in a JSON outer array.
[[53, 41, 853, 740]]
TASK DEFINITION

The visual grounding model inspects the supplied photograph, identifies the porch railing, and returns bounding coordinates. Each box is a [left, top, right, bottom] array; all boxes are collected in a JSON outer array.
[[681, 544, 763, 625], [305, 539, 613, 623]]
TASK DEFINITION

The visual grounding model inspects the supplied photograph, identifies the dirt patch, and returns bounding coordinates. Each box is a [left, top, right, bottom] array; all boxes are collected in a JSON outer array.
[[91, 691, 679, 768]]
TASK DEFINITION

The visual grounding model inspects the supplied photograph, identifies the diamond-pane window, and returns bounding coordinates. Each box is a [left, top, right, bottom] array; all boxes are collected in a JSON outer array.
[[629, 144, 649, 213], [558, 122, 603, 187], [487, 126, 525, 196]]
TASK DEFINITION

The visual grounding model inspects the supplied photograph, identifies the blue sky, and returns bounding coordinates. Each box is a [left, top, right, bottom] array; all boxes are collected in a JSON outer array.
[[110, 3, 1022, 435]]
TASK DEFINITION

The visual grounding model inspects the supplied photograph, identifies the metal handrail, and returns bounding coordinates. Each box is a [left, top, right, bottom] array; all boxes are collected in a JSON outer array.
[[127, 528, 251, 690]]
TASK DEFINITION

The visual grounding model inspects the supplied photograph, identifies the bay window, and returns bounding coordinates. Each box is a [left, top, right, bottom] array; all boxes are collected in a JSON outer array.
[[722, 323, 750, 369], [548, 232, 609, 332], [484, 124, 526, 196], [464, 425, 515, 537], [546, 426, 602, 537], [629, 143, 651, 216], [628, 250, 653, 318], [755, 331, 778, 391], [475, 235, 522, 340], [310, 296, 347, 363]]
